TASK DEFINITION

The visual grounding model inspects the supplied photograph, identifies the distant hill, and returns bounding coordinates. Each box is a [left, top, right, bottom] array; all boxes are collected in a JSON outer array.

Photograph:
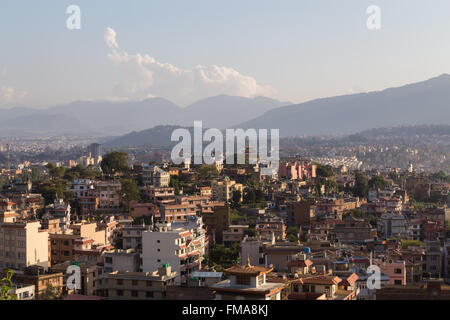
[[181, 95, 290, 128], [0, 95, 287, 137], [238, 74, 450, 136], [103, 125, 185, 148], [104, 124, 450, 150]]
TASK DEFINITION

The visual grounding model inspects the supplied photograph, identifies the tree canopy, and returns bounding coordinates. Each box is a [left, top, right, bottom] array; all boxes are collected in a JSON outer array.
[[101, 151, 129, 175]]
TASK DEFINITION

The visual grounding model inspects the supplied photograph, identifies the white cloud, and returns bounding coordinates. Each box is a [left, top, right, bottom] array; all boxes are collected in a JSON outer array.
[[104, 27, 276, 106], [0, 86, 28, 104], [105, 27, 119, 51]]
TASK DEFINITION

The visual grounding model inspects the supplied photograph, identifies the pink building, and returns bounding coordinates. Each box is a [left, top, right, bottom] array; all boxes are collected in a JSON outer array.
[[374, 259, 407, 285], [278, 160, 316, 180]]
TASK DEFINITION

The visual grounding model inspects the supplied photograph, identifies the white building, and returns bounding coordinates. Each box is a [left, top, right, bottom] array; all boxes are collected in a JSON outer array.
[[0, 221, 49, 271], [142, 165, 170, 187], [142, 216, 206, 284], [70, 179, 94, 198], [378, 212, 407, 238]]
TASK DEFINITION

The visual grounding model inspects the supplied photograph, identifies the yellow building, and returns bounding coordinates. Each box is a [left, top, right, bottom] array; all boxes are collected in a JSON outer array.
[[211, 177, 243, 202]]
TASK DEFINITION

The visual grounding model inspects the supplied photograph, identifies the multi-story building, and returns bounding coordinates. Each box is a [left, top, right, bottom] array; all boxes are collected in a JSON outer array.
[[424, 240, 442, 278], [94, 181, 121, 213], [8, 283, 35, 300], [223, 225, 248, 247], [159, 203, 197, 223], [378, 212, 407, 238], [142, 217, 206, 284], [122, 225, 149, 250], [201, 205, 230, 244], [256, 214, 286, 241], [211, 178, 243, 202], [97, 264, 177, 300], [70, 179, 94, 198], [14, 267, 64, 300], [43, 198, 71, 231], [142, 165, 170, 187], [333, 216, 377, 244], [103, 249, 141, 273], [278, 159, 316, 181], [144, 186, 175, 205], [0, 221, 49, 271], [286, 201, 318, 227]]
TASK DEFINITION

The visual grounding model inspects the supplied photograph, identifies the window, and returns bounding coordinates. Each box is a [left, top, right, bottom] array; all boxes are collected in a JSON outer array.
[[117, 290, 124, 296], [117, 279, 123, 285], [394, 268, 402, 274], [394, 280, 402, 285], [146, 281, 153, 287], [146, 291, 154, 298], [131, 290, 138, 297], [132, 280, 138, 286]]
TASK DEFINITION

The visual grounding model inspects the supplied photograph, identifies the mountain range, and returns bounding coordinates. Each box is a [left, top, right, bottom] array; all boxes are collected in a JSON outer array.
[[0, 95, 289, 137], [238, 74, 450, 136], [0, 74, 449, 138]]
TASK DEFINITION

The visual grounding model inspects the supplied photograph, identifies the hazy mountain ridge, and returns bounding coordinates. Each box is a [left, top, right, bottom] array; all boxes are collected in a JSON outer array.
[[103, 124, 450, 149], [0, 95, 287, 137], [238, 74, 450, 136]]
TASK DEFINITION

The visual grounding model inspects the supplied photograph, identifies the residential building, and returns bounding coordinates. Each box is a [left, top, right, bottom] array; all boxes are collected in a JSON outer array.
[[0, 221, 49, 271]]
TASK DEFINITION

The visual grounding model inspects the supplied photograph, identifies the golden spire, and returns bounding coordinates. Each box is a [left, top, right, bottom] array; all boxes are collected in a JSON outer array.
[[246, 256, 252, 268]]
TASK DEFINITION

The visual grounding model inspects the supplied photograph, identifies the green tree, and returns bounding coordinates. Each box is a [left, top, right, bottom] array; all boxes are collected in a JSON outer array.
[[41, 283, 62, 300], [121, 178, 141, 213], [0, 269, 17, 300], [101, 151, 129, 175], [243, 188, 256, 204], [316, 164, 334, 178], [197, 165, 219, 180], [231, 190, 242, 208], [353, 171, 369, 198], [369, 175, 388, 190]]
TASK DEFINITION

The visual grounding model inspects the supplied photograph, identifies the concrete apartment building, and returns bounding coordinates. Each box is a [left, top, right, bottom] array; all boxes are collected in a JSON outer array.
[[142, 218, 206, 284], [278, 160, 316, 181], [201, 205, 230, 244], [14, 266, 64, 300], [378, 212, 408, 238], [0, 221, 49, 271], [424, 240, 443, 278], [43, 198, 71, 231], [333, 215, 377, 244], [94, 181, 121, 213], [143, 186, 175, 205], [97, 264, 177, 300], [50, 261, 98, 296], [103, 249, 141, 273], [9, 283, 35, 300], [159, 202, 197, 222], [256, 214, 286, 241], [122, 224, 149, 250], [211, 178, 243, 202], [286, 201, 319, 227], [142, 165, 170, 187], [223, 225, 249, 247], [70, 179, 94, 198]]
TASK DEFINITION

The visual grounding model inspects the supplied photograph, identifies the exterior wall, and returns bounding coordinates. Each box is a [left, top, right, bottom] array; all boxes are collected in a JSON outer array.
[[142, 231, 181, 283], [0, 221, 49, 271]]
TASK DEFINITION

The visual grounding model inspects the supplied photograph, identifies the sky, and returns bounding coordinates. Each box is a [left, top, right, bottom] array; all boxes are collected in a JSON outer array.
[[1, 0, 450, 108]]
